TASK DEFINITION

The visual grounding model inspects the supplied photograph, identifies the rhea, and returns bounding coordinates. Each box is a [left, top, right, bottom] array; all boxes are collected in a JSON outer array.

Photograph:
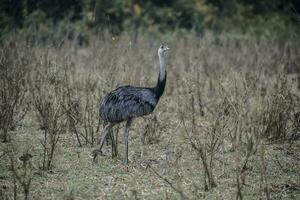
[[93, 44, 169, 164]]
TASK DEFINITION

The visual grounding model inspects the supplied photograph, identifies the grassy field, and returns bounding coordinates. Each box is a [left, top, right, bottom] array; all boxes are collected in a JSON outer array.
[[0, 32, 300, 199]]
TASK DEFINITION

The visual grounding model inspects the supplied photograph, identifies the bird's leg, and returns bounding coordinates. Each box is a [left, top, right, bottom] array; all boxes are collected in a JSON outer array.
[[93, 123, 114, 162], [98, 123, 114, 150], [123, 119, 132, 165]]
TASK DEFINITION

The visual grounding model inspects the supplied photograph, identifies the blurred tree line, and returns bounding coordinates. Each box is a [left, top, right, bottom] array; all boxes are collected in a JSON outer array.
[[0, 0, 299, 41]]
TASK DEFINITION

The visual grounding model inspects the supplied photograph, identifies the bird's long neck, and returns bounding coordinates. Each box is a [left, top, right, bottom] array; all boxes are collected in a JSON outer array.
[[154, 53, 167, 99]]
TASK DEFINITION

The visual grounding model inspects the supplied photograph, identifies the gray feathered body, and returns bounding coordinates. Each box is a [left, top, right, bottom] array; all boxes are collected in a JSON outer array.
[[100, 72, 166, 123], [100, 86, 156, 123]]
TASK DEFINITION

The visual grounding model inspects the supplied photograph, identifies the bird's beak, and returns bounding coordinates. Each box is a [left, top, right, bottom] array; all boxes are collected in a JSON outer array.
[[165, 46, 170, 51]]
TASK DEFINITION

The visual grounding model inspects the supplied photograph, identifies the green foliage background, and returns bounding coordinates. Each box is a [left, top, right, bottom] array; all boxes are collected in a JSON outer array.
[[0, 0, 299, 41]]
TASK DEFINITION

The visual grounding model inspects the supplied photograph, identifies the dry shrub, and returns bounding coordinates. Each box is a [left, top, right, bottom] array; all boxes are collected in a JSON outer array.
[[0, 43, 30, 142], [142, 115, 162, 145], [9, 151, 33, 200], [109, 124, 120, 158], [217, 74, 263, 199], [64, 84, 100, 147], [60, 60, 102, 147], [179, 81, 220, 190], [262, 75, 294, 140], [63, 86, 82, 146], [2, 144, 34, 200], [82, 85, 100, 146], [32, 54, 67, 170]]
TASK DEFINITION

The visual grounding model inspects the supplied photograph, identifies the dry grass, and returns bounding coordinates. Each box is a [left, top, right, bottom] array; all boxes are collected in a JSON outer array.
[[0, 32, 300, 199]]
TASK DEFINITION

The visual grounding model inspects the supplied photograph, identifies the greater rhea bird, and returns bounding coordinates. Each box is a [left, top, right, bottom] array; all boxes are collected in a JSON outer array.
[[93, 44, 170, 164]]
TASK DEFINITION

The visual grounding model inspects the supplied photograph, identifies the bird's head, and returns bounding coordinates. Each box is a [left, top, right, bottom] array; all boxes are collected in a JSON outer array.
[[158, 44, 170, 56]]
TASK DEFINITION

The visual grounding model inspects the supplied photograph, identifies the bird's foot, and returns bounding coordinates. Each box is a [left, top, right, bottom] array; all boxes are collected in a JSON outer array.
[[91, 149, 103, 162]]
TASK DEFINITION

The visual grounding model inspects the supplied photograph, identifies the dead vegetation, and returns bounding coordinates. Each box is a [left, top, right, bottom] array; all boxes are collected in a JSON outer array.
[[0, 45, 30, 143], [0, 33, 299, 199]]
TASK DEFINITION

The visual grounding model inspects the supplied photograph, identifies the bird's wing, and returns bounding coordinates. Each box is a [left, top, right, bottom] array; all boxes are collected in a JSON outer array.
[[100, 86, 156, 122]]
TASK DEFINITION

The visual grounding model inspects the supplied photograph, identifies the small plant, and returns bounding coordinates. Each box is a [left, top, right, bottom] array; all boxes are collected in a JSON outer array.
[[63, 86, 83, 147], [262, 75, 294, 140], [33, 93, 65, 170], [0, 45, 29, 142], [180, 93, 219, 190], [83, 93, 99, 146], [142, 115, 161, 145], [32, 63, 66, 170], [258, 144, 270, 200], [148, 164, 188, 200], [109, 125, 119, 158], [8, 148, 33, 200]]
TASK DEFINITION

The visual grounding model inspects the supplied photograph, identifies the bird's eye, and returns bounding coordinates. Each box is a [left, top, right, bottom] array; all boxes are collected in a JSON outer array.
[[160, 45, 164, 49]]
